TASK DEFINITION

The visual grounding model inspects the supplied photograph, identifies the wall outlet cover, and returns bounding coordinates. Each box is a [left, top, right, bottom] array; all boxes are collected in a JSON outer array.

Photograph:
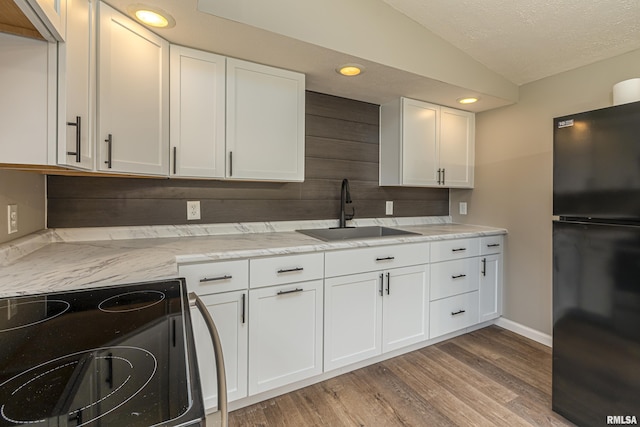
[[7, 204, 18, 234], [385, 201, 393, 215], [187, 201, 201, 220], [459, 202, 468, 215]]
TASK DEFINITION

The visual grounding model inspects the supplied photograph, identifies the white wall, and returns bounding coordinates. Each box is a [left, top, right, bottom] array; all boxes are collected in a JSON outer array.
[[451, 48, 640, 335], [0, 170, 46, 244]]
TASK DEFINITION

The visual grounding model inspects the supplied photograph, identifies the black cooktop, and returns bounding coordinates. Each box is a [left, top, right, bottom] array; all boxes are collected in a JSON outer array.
[[0, 279, 204, 427]]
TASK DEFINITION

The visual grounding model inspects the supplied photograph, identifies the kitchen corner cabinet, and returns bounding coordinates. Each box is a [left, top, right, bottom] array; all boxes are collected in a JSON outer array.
[[170, 46, 226, 178], [57, 0, 95, 170], [479, 236, 503, 322], [226, 58, 305, 182], [97, 2, 169, 176], [323, 243, 429, 371], [380, 97, 475, 188]]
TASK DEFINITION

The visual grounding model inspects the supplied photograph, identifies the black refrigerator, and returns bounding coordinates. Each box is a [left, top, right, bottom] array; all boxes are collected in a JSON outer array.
[[553, 101, 640, 426]]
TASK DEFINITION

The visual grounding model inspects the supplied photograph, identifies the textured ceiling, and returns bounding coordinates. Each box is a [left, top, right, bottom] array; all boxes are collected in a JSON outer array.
[[382, 0, 640, 85]]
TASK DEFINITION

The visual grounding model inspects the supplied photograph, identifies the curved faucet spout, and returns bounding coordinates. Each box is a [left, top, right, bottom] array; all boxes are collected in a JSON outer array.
[[339, 179, 355, 228]]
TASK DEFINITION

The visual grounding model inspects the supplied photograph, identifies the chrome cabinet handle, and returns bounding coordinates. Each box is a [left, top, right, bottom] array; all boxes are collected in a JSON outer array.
[[482, 258, 487, 276], [189, 292, 228, 427], [66, 116, 81, 162], [451, 274, 467, 279], [451, 309, 466, 316], [437, 168, 442, 185], [277, 288, 303, 296], [452, 248, 467, 252], [386, 272, 391, 295], [487, 243, 500, 247], [104, 134, 113, 168], [375, 256, 395, 261], [229, 151, 233, 176], [442, 168, 446, 185], [200, 275, 232, 283], [379, 273, 384, 296], [277, 267, 304, 274]]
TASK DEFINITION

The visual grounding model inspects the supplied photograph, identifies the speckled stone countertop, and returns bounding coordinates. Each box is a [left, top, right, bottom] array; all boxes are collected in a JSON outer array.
[[0, 217, 506, 297]]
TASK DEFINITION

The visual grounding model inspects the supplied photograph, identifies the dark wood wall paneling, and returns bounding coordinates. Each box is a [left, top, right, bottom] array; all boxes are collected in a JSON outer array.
[[47, 92, 449, 228]]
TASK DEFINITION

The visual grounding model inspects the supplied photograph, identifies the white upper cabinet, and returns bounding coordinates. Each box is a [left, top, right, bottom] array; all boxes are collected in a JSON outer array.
[[380, 97, 475, 188], [226, 58, 305, 182], [97, 2, 168, 176], [57, 0, 94, 170], [13, 0, 66, 41], [0, 32, 56, 166], [170, 46, 226, 178]]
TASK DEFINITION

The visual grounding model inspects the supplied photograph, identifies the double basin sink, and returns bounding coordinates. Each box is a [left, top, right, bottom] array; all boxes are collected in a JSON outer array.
[[296, 226, 419, 242]]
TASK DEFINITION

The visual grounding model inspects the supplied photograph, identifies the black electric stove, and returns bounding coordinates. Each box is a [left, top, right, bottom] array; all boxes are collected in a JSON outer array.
[[0, 279, 205, 427]]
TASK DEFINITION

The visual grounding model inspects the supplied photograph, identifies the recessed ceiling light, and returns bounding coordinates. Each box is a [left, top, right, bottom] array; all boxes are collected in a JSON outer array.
[[457, 97, 479, 104], [128, 4, 175, 28], [337, 64, 364, 77]]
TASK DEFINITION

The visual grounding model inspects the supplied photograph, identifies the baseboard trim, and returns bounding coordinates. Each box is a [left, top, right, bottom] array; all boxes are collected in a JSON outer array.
[[494, 317, 552, 347]]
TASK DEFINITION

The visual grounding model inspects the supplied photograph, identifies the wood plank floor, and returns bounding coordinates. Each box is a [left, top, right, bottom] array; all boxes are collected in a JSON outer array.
[[229, 326, 576, 427]]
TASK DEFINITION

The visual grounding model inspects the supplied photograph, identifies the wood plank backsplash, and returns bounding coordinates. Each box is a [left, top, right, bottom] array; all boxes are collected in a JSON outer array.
[[47, 92, 448, 228]]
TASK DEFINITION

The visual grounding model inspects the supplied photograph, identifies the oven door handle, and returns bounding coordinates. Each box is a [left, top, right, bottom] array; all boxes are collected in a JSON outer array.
[[189, 292, 228, 427]]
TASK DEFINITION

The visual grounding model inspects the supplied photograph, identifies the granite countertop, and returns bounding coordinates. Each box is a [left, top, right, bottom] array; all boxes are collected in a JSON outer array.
[[0, 218, 506, 297]]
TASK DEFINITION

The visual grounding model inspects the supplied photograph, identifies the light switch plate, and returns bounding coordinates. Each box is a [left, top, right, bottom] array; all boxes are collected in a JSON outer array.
[[385, 201, 393, 215]]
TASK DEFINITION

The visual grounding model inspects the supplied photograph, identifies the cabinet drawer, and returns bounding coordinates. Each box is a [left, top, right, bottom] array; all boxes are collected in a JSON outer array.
[[480, 235, 504, 255], [325, 243, 430, 278], [430, 258, 479, 301], [250, 252, 324, 288], [179, 260, 248, 295], [429, 291, 479, 338], [430, 238, 479, 262]]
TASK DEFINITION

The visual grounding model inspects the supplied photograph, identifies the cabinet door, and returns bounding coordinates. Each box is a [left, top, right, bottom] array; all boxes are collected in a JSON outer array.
[[401, 98, 439, 186], [324, 271, 382, 371], [440, 106, 474, 188], [170, 46, 225, 178], [97, 2, 168, 175], [0, 33, 55, 166], [226, 58, 305, 182], [248, 280, 322, 394], [479, 254, 502, 322], [191, 290, 248, 410], [382, 265, 429, 352], [57, 0, 94, 170]]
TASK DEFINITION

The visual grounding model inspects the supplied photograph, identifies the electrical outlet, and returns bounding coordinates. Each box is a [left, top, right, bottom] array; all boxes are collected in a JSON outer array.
[[7, 204, 17, 234], [187, 201, 201, 220], [385, 201, 393, 215], [459, 202, 468, 215]]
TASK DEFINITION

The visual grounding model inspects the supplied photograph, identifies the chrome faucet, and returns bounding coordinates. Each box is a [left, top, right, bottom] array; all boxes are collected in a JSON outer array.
[[339, 178, 355, 228]]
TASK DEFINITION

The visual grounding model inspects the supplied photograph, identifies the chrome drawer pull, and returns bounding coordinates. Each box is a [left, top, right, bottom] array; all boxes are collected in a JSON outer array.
[[451, 274, 467, 279], [200, 275, 232, 283], [277, 267, 304, 274], [451, 248, 467, 252], [451, 309, 466, 316], [487, 243, 500, 247], [277, 288, 304, 296], [375, 256, 395, 261]]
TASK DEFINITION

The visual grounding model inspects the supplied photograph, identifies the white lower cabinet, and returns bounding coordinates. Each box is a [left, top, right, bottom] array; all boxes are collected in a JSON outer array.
[[324, 264, 429, 372], [191, 290, 248, 409], [430, 291, 479, 338], [248, 280, 323, 394], [479, 236, 504, 322]]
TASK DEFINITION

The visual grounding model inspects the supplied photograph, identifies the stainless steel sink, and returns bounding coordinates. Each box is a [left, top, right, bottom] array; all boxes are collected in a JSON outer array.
[[296, 226, 419, 241]]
